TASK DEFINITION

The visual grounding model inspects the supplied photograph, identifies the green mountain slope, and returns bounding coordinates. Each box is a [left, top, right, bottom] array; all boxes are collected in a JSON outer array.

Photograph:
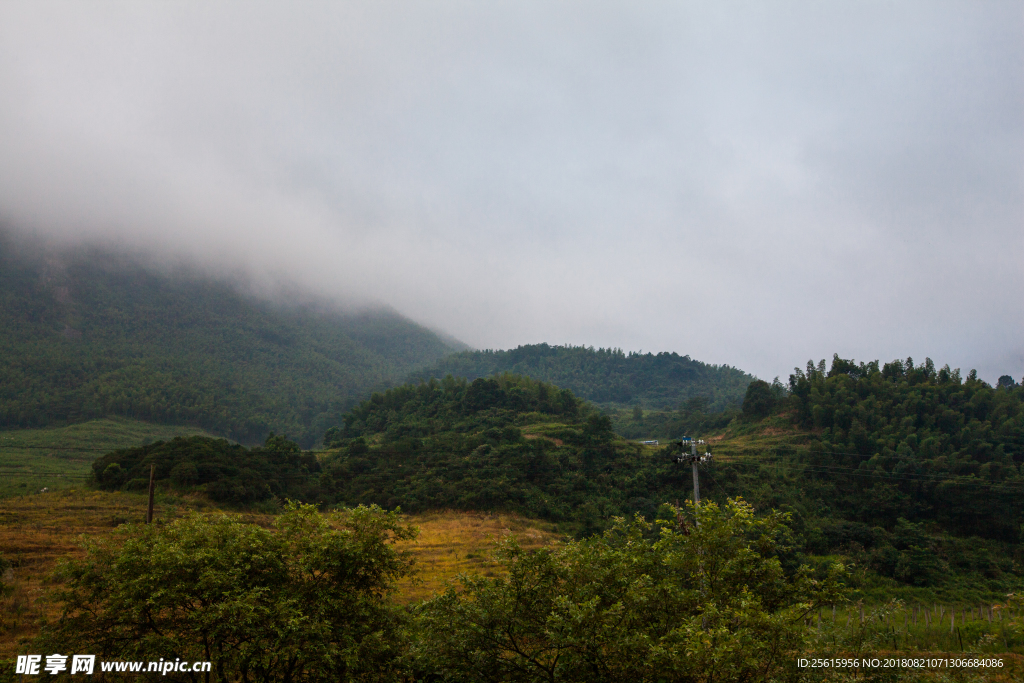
[[315, 361, 1024, 596], [412, 343, 754, 411], [0, 234, 461, 446]]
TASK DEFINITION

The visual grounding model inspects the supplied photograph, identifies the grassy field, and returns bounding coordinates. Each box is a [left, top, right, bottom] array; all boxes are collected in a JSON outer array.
[[0, 418, 218, 499], [3, 488, 1023, 683], [0, 489, 562, 660]]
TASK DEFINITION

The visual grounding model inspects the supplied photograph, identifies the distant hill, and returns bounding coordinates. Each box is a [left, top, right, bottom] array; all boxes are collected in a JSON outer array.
[[412, 344, 754, 411], [319, 359, 1024, 591], [0, 233, 461, 446]]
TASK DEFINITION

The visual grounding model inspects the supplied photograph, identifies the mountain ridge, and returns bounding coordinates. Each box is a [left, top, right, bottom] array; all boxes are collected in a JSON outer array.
[[0, 232, 462, 446], [411, 343, 754, 411]]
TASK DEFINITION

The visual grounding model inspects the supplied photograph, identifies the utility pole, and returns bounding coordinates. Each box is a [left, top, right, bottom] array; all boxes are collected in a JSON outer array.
[[674, 437, 713, 513], [146, 463, 155, 524], [673, 436, 713, 629]]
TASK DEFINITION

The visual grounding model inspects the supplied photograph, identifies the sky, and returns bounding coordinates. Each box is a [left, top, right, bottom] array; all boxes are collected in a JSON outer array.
[[0, 1, 1021, 383]]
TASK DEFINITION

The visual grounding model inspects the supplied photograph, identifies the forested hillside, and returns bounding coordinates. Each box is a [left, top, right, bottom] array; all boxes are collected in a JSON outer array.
[[0, 233, 460, 446], [413, 343, 754, 411], [763, 357, 1024, 575], [318, 374, 643, 536], [89, 358, 1024, 595], [321, 358, 1024, 594]]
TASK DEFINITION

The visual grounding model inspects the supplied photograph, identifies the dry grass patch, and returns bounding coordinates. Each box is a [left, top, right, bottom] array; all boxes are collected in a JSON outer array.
[[0, 491, 563, 659], [0, 489, 221, 659], [0, 489, 152, 658], [395, 510, 563, 603]]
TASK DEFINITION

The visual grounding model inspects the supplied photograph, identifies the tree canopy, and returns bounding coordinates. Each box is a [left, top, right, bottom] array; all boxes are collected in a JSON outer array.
[[91, 434, 321, 506], [412, 343, 753, 412], [413, 499, 844, 683], [35, 502, 416, 683]]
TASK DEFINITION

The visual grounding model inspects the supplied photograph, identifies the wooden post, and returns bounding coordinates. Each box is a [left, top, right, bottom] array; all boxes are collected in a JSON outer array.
[[950, 610, 955, 634], [146, 463, 155, 524]]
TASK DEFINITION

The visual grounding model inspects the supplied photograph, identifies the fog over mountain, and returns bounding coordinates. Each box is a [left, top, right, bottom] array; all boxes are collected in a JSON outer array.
[[1, 2, 1021, 382]]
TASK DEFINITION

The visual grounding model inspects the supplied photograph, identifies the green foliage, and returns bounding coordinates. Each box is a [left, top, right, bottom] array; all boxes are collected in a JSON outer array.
[[34, 502, 417, 683], [413, 499, 846, 683], [743, 379, 777, 419], [0, 233, 460, 446], [321, 356, 1024, 594], [612, 396, 739, 440], [784, 354, 1024, 543], [320, 375, 713, 536], [91, 434, 321, 506], [327, 374, 582, 445], [413, 343, 754, 412]]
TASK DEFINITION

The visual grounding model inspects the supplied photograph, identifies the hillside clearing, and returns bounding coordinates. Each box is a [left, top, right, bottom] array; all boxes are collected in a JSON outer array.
[[0, 418, 217, 500]]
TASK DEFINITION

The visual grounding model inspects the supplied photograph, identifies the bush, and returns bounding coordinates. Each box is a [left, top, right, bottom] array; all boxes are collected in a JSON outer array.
[[35, 502, 416, 683], [413, 498, 846, 682]]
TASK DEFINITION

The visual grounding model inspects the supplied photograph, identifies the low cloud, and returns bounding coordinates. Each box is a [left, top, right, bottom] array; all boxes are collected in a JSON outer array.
[[0, 1, 1021, 382]]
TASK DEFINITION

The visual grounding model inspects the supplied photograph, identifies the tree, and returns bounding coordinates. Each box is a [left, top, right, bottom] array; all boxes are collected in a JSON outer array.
[[413, 499, 845, 683], [742, 379, 776, 419], [35, 502, 416, 683]]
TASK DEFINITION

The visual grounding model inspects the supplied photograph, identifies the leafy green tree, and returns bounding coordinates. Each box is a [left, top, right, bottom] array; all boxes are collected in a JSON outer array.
[[34, 502, 416, 682], [413, 498, 845, 683], [742, 379, 776, 419]]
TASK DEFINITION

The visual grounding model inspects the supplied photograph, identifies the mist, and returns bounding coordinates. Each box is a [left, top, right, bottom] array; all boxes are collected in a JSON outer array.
[[1, 1, 1021, 383]]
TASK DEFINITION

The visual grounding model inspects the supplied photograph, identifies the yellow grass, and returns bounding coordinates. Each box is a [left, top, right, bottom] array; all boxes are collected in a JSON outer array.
[[0, 490, 561, 659], [395, 511, 561, 602]]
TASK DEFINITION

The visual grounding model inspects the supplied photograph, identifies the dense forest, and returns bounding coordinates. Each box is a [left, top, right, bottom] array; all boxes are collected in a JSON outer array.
[[748, 356, 1024, 589], [89, 358, 1024, 595], [0, 232, 460, 446], [412, 343, 753, 411], [324, 364, 1024, 592], [92, 433, 322, 505]]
